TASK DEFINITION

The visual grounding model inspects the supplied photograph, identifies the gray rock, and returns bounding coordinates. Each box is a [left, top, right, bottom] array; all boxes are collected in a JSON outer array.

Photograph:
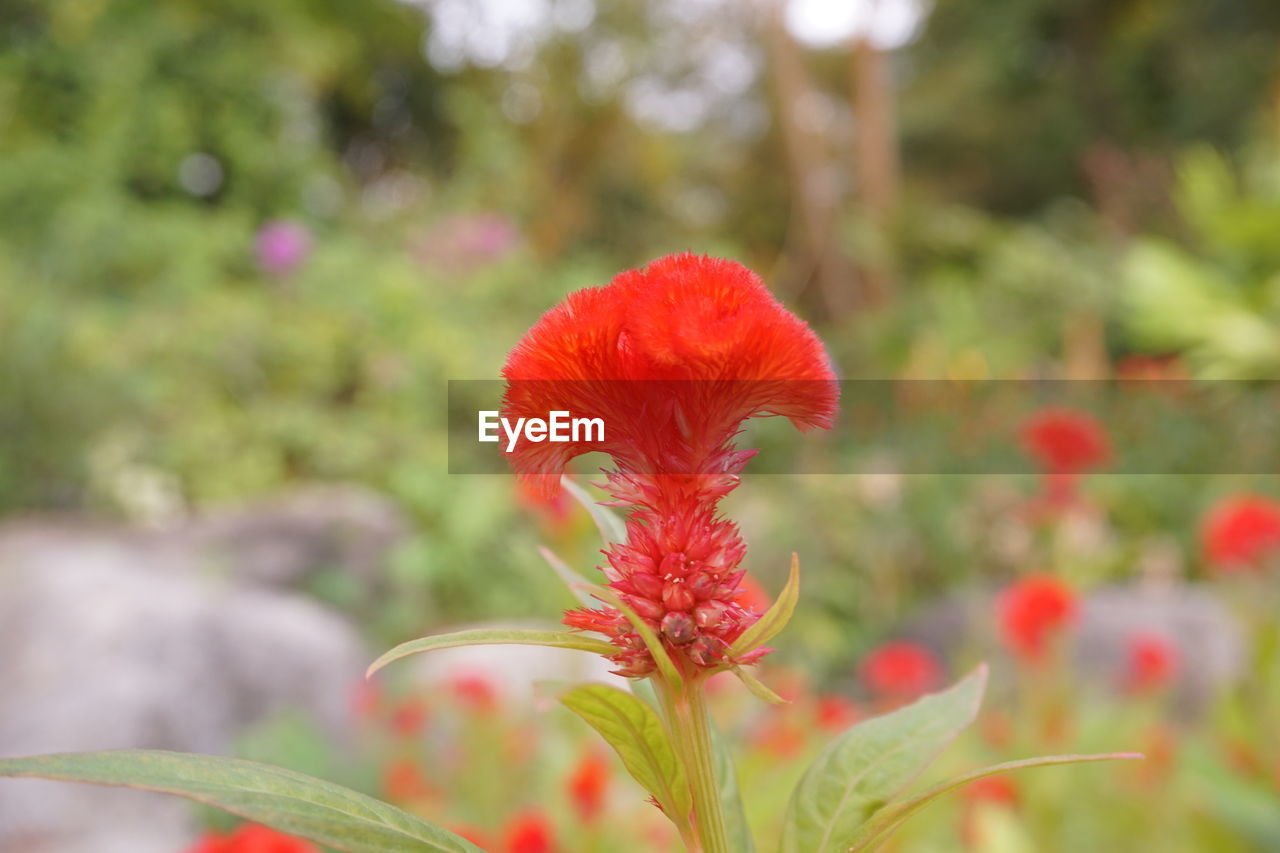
[[0, 491, 384, 852]]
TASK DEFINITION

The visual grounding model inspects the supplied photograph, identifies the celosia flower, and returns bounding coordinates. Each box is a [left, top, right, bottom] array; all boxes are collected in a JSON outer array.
[[1020, 408, 1109, 510], [502, 254, 837, 676], [859, 641, 944, 702], [1201, 495, 1280, 571], [962, 775, 1019, 808], [567, 748, 610, 822], [451, 671, 500, 713], [1124, 631, 1179, 694], [815, 694, 860, 732], [255, 220, 312, 276], [187, 824, 318, 853], [1020, 408, 1109, 474], [390, 695, 428, 737], [960, 775, 1019, 848], [503, 810, 556, 853], [996, 574, 1078, 664], [382, 757, 435, 802]]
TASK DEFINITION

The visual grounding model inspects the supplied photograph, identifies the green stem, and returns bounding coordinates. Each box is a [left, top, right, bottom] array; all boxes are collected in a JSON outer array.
[[657, 674, 730, 853]]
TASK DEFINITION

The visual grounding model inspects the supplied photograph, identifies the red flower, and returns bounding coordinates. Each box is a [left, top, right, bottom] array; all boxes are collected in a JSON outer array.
[[1201, 495, 1280, 571], [1124, 631, 1179, 694], [962, 775, 1019, 807], [1020, 408, 1109, 474], [503, 254, 837, 677], [815, 694, 860, 731], [503, 810, 556, 853], [451, 671, 500, 713], [567, 748, 610, 822], [859, 641, 944, 702], [186, 824, 318, 853], [382, 757, 435, 802], [996, 575, 1078, 664], [390, 696, 428, 737]]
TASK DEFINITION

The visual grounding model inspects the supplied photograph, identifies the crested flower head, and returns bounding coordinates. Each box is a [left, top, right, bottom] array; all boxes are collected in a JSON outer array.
[[503, 254, 837, 677], [1201, 494, 1280, 571], [996, 574, 1078, 664]]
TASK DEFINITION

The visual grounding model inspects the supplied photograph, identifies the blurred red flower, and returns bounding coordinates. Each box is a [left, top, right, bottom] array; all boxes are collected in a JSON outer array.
[[996, 575, 1078, 664], [382, 757, 435, 803], [451, 672, 500, 713], [959, 775, 1020, 847], [567, 748, 610, 822], [503, 810, 556, 853], [504, 254, 837, 677], [859, 641, 943, 702], [390, 696, 428, 737], [1124, 631, 1179, 694], [734, 573, 772, 613], [1020, 408, 1109, 474], [187, 824, 318, 853], [815, 694, 860, 731], [963, 775, 1019, 807], [1201, 495, 1280, 571]]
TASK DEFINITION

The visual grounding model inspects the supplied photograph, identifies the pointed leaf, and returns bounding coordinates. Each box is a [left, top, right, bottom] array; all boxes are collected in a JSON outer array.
[[0, 750, 482, 853], [367, 627, 617, 677], [561, 475, 628, 545], [727, 554, 799, 659], [780, 665, 988, 853], [732, 666, 789, 705], [846, 752, 1144, 852], [560, 684, 692, 824]]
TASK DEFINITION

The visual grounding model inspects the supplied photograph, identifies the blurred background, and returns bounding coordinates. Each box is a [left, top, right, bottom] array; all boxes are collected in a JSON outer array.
[[2, 0, 1280, 850]]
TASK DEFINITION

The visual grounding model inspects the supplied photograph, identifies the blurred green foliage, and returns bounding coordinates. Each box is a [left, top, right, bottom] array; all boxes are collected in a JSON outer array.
[[2, 0, 1280, 639]]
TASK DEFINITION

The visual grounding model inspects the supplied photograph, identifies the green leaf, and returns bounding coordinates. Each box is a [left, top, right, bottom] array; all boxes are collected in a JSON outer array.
[[596, 588, 684, 690], [710, 719, 757, 852], [779, 665, 988, 853], [726, 553, 799, 659], [731, 666, 788, 705], [561, 475, 628, 544], [846, 752, 1144, 852], [367, 627, 617, 677], [0, 750, 483, 853], [560, 684, 692, 825]]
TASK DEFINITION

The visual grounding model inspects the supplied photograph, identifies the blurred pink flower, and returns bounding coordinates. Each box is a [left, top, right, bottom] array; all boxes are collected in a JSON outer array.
[[256, 220, 312, 276], [413, 212, 520, 272]]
